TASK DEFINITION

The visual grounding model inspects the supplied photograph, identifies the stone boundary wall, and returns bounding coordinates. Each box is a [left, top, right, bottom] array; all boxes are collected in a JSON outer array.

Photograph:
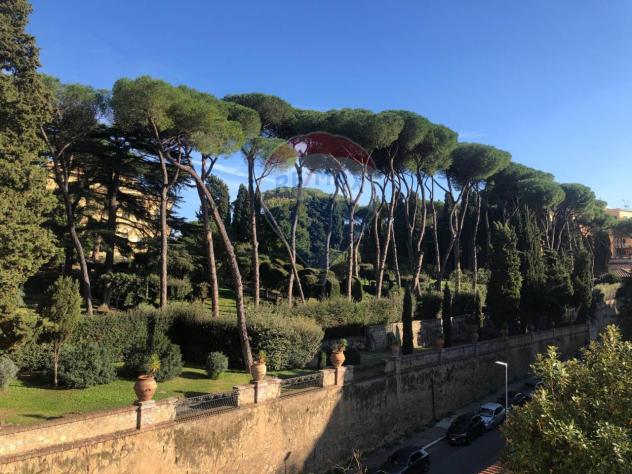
[[0, 323, 590, 474], [0, 398, 177, 459]]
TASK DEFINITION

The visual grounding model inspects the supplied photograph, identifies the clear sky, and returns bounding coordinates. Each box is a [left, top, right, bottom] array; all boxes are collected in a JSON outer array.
[[29, 0, 632, 218]]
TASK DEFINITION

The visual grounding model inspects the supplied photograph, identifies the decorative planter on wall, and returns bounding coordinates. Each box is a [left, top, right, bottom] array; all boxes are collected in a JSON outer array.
[[134, 375, 157, 402], [250, 362, 267, 382], [330, 351, 345, 368]]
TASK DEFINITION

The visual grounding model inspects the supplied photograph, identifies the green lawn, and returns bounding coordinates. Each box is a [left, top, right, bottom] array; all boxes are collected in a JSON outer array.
[[0, 366, 312, 426]]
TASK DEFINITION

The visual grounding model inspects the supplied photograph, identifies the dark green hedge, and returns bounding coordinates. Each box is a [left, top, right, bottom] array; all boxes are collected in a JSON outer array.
[[291, 295, 402, 338], [165, 303, 324, 370]]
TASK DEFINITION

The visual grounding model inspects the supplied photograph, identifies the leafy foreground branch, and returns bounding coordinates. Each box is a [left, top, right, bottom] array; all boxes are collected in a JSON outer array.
[[501, 325, 632, 473]]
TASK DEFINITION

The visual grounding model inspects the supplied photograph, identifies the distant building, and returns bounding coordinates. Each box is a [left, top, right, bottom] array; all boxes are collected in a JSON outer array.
[[606, 208, 632, 277]]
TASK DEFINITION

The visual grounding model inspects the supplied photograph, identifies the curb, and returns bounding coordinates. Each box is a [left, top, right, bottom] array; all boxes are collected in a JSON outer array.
[[422, 435, 446, 450]]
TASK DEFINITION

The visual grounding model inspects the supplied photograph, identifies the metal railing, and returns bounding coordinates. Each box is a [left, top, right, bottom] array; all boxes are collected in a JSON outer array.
[[279, 372, 323, 398], [174, 391, 238, 420]]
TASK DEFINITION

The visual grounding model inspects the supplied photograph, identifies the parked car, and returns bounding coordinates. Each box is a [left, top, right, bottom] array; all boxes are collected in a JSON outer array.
[[447, 412, 485, 445], [522, 378, 544, 401], [478, 402, 506, 430], [374, 445, 430, 473], [496, 391, 528, 409]]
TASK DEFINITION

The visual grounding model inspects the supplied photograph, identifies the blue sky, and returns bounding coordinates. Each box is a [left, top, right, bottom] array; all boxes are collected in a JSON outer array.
[[29, 0, 632, 218]]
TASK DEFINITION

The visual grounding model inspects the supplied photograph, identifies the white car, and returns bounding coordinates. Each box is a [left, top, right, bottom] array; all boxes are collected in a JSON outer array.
[[478, 402, 506, 430]]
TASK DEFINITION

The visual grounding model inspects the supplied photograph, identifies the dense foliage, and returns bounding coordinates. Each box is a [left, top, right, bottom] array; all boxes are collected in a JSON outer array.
[[206, 352, 229, 379], [502, 326, 632, 473], [0, 355, 18, 389], [57, 342, 117, 388]]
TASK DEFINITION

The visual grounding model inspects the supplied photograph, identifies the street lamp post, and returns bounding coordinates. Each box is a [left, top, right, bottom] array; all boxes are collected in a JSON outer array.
[[495, 361, 508, 411]]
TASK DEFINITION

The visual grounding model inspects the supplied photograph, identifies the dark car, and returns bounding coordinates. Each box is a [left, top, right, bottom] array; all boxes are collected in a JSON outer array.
[[522, 378, 544, 401], [496, 391, 528, 409], [374, 446, 430, 473], [447, 412, 485, 445]]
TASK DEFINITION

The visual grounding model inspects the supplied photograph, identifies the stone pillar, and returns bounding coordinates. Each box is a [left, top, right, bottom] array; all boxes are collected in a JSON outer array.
[[254, 377, 281, 403], [321, 368, 337, 387], [321, 367, 353, 387], [234, 383, 256, 406], [135, 399, 176, 429]]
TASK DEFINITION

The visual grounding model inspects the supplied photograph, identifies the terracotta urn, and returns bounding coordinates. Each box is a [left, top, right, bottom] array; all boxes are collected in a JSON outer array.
[[434, 337, 445, 350], [134, 375, 157, 402], [389, 345, 401, 356], [250, 362, 267, 382], [330, 350, 345, 368]]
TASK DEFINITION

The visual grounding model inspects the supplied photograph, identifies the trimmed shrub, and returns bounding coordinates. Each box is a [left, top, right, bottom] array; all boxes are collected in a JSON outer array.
[[453, 292, 477, 316], [292, 295, 402, 338], [358, 263, 374, 280], [12, 340, 51, 373], [417, 290, 443, 319], [596, 273, 621, 285], [71, 308, 153, 362], [167, 302, 323, 371], [0, 356, 18, 389], [123, 332, 183, 382], [206, 352, 228, 379], [351, 277, 363, 302], [154, 340, 183, 382], [57, 343, 117, 388]]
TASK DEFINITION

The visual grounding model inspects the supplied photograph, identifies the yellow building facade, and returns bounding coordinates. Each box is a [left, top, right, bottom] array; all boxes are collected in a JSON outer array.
[[607, 208, 632, 276]]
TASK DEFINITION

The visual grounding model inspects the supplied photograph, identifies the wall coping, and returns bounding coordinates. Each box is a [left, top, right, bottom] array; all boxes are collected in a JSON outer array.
[[0, 397, 177, 437]]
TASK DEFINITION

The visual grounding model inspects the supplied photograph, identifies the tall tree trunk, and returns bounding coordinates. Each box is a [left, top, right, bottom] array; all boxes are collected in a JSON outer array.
[[472, 191, 482, 293], [247, 157, 260, 306], [390, 223, 401, 288], [346, 204, 356, 299], [321, 183, 339, 296], [288, 164, 304, 307], [197, 184, 220, 318], [53, 345, 59, 387], [102, 170, 120, 307], [412, 180, 428, 295], [483, 192, 492, 268], [159, 155, 169, 308], [376, 171, 397, 299], [58, 167, 93, 317], [431, 181, 442, 291], [258, 198, 306, 303], [178, 164, 253, 368]]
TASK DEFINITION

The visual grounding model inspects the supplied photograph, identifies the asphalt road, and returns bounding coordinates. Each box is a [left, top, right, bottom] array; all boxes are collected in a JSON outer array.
[[427, 429, 503, 474]]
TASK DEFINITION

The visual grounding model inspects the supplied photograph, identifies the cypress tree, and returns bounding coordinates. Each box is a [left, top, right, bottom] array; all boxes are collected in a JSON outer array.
[[544, 249, 574, 326], [572, 249, 593, 322], [0, 0, 55, 316], [515, 207, 546, 329], [442, 283, 453, 347], [402, 284, 414, 355], [486, 222, 522, 334], [231, 184, 250, 242]]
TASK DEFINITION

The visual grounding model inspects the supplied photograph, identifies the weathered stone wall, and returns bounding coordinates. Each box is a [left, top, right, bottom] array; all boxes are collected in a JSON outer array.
[[0, 324, 589, 474]]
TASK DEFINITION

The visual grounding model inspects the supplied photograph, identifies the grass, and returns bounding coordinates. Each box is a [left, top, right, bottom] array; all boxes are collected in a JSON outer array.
[[0, 365, 312, 426]]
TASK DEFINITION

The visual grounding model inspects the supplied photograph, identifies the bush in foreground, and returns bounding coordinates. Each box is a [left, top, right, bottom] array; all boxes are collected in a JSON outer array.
[[206, 352, 228, 379], [57, 343, 117, 388], [501, 325, 632, 473], [0, 355, 18, 389]]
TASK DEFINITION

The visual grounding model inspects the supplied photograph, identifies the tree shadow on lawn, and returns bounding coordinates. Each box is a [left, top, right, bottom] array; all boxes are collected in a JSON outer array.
[[178, 370, 208, 380], [22, 413, 64, 421], [172, 390, 209, 398], [18, 373, 55, 389]]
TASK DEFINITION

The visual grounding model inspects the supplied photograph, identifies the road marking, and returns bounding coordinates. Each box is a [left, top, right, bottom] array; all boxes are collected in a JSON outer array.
[[422, 436, 446, 450]]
